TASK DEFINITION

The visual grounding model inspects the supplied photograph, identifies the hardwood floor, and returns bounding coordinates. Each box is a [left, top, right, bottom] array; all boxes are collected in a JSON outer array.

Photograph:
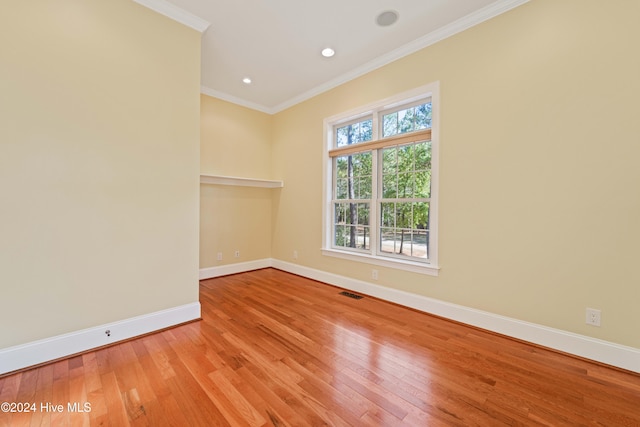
[[2, 268, 639, 426]]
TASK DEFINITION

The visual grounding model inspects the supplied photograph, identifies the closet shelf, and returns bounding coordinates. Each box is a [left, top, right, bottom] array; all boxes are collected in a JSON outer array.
[[200, 174, 283, 188]]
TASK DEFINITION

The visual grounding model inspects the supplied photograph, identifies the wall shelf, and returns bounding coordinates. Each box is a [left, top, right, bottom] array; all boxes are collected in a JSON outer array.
[[200, 174, 283, 188]]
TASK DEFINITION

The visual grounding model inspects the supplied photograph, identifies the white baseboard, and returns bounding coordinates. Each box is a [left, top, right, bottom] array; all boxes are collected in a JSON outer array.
[[271, 260, 640, 374], [8, 259, 636, 376], [199, 258, 272, 280], [0, 302, 200, 375]]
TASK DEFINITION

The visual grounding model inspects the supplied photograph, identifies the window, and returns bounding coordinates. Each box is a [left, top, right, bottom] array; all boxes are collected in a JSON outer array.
[[323, 83, 439, 275]]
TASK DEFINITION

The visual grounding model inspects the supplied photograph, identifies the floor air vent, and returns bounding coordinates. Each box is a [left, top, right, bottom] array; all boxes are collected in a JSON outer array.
[[339, 291, 364, 300]]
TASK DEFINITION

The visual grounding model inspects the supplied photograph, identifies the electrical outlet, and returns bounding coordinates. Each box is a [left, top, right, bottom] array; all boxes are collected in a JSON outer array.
[[586, 308, 601, 327], [293, 250, 298, 259], [217, 252, 223, 261], [234, 250, 240, 258], [371, 269, 378, 280]]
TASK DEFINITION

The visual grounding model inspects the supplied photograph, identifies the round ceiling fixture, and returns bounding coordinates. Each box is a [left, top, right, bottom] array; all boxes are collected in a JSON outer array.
[[321, 47, 335, 58], [242, 77, 252, 84], [376, 10, 399, 27]]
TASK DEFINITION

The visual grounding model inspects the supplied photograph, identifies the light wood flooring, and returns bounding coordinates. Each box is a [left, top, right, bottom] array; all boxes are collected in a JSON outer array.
[[1, 268, 639, 426]]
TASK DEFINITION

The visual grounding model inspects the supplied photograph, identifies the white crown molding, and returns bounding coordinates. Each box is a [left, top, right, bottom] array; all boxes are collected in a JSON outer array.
[[203, 0, 530, 114], [200, 86, 275, 114], [0, 302, 200, 375], [133, 0, 210, 33]]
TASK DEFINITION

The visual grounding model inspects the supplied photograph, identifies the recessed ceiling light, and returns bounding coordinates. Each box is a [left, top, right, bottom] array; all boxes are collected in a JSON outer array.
[[242, 77, 252, 84], [376, 10, 399, 27], [321, 47, 335, 58]]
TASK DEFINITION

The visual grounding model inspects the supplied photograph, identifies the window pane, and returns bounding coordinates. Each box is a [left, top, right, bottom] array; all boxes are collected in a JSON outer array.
[[402, 229, 428, 259], [353, 122, 363, 143], [415, 103, 432, 130], [334, 201, 371, 251], [336, 202, 365, 226], [357, 177, 371, 198], [413, 230, 429, 259], [351, 152, 371, 179], [397, 173, 414, 198], [336, 178, 347, 199], [398, 108, 415, 133], [397, 229, 412, 257], [336, 126, 349, 147], [382, 148, 396, 174], [382, 112, 397, 137], [382, 102, 431, 137], [348, 203, 357, 225], [352, 178, 360, 199], [414, 141, 431, 171], [334, 203, 346, 224], [414, 202, 429, 230], [335, 119, 373, 148], [361, 120, 372, 141], [398, 144, 414, 170], [335, 225, 346, 246], [355, 226, 369, 250], [378, 201, 430, 260], [415, 170, 431, 198], [357, 203, 370, 226], [346, 225, 357, 248], [395, 202, 413, 229], [382, 173, 397, 198], [380, 228, 396, 254], [380, 203, 395, 227], [336, 157, 348, 178], [335, 225, 360, 248], [335, 153, 371, 200], [337, 125, 349, 147]]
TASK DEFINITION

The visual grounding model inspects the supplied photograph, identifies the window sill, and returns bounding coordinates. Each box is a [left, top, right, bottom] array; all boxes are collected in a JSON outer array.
[[321, 248, 439, 276]]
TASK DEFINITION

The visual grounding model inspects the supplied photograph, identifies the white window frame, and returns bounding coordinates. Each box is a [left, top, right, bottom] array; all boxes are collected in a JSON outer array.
[[322, 82, 440, 276]]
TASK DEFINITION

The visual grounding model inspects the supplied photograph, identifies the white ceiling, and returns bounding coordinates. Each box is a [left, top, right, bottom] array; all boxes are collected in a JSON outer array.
[[140, 0, 528, 113]]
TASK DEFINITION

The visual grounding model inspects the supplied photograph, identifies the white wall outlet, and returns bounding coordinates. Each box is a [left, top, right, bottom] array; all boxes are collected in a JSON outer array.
[[586, 308, 601, 327], [234, 250, 240, 258], [293, 250, 298, 259], [217, 252, 223, 261], [371, 269, 378, 280]]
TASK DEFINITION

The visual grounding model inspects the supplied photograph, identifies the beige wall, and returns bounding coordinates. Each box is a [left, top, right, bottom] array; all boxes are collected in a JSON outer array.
[[0, 0, 201, 348], [200, 96, 273, 268], [270, 0, 640, 348]]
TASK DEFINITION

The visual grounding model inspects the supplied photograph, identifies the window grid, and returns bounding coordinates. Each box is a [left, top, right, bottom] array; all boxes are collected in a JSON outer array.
[[332, 137, 431, 262], [325, 84, 438, 272], [332, 152, 372, 252], [377, 140, 431, 262]]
